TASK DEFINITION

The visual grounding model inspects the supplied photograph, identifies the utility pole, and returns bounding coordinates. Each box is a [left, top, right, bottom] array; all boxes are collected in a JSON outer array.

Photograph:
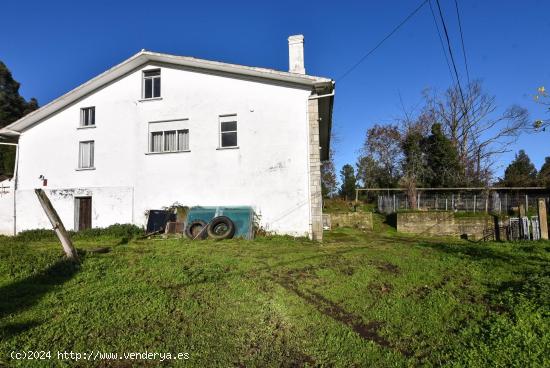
[[35, 189, 79, 261]]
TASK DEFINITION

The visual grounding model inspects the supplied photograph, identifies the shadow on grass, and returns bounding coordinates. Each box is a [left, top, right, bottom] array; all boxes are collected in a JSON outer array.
[[417, 241, 549, 266], [0, 258, 82, 338], [383, 213, 397, 229]]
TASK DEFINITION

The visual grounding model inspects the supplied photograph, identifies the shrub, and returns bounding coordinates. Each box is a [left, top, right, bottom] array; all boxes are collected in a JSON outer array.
[[15, 224, 144, 242]]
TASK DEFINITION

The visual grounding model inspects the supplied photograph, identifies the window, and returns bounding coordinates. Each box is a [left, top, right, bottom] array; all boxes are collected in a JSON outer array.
[[219, 115, 238, 148], [142, 69, 161, 99], [78, 141, 94, 169], [150, 130, 189, 153], [80, 107, 95, 127]]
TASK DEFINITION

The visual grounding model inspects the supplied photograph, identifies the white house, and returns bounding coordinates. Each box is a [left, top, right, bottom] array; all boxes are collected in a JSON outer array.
[[0, 35, 334, 240]]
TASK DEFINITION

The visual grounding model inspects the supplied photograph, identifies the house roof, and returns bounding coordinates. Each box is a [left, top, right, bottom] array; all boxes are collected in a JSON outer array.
[[0, 50, 334, 136]]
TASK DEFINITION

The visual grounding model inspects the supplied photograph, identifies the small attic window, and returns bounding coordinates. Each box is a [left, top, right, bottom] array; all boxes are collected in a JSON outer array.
[[142, 69, 161, 99], [80, 107, 95, 127]]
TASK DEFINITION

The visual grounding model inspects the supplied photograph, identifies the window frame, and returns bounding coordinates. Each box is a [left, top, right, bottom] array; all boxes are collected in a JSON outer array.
[[149, 129, 189, 153], [142, 69, 161, 100], [219, 114, 238, 149], [78, 140, 95, 170], [80, 106, 96, 128]]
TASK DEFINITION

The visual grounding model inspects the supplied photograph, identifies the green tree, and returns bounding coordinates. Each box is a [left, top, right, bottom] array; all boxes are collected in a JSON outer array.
[[424, 123, 461, 187], [321, 149, 337, 198], [538, 156, 550, 187], [356, 155, 384, 189], [339, 164, 356, 201], [0, 61, 38, 176], [502, 150, 538, 187], [400, 129, 428, 207]]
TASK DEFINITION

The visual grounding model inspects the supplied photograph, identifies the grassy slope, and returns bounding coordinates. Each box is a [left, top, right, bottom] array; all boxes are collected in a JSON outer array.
[[0, 227, 549, 367]]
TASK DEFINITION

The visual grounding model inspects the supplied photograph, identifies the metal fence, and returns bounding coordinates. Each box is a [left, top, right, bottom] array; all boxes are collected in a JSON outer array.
[[375, 191, 550, 215]]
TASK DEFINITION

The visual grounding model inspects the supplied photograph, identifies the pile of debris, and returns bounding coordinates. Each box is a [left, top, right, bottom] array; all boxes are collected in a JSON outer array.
[[145, 206, 254, 240]]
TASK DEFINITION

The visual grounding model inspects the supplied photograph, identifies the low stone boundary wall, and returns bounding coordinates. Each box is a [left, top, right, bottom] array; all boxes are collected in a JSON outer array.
[[397, 211, 493, 240], [328, 212, 373, 230]]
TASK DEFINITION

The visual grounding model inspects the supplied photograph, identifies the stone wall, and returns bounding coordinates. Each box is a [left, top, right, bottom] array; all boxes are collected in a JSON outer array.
[[397, 211, 493, 240], [329, 212, 373, 230], [308, 98, 323, 241]]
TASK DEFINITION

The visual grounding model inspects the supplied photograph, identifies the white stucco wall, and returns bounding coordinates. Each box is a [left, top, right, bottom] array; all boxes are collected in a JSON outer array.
[[14, 64, 313, 236], [0, 180, 14, 235]]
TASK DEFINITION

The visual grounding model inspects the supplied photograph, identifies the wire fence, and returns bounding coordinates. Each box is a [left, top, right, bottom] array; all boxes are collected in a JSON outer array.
[[370, 191, 550, 215]]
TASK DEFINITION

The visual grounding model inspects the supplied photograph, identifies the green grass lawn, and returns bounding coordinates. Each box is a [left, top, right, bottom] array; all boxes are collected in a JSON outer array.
[[1, 226, 549, 367]]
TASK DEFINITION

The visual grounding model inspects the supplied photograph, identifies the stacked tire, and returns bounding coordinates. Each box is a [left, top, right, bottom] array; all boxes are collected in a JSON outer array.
[[185, 216, 235, 240]]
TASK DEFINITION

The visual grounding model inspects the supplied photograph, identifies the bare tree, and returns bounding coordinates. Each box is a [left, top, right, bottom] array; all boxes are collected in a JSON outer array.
[[423, 81, 532, 185]]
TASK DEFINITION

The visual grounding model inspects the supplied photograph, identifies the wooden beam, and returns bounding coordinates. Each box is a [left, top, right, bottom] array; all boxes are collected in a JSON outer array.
[[34, 189, 79, 261]]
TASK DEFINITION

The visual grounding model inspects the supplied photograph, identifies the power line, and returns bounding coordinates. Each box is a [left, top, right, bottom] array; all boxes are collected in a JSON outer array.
[[338, 0, 429, 82], [454, 0, 471, 88], [428, 0, 455, 86], [434, 0, 468, 112]]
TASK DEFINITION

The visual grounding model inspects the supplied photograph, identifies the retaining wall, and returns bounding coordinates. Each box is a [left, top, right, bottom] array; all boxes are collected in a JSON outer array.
[[397, 211, 493, 240], [328, 212, 373, 230]]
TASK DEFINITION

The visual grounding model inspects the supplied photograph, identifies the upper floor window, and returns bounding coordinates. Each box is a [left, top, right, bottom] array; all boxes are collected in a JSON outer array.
[[78, 141, 95, 169], [219, 115, 238, 148], [80, 107, 95, 127], [150, 130, 189, 153], [142, 69, 161, 99]]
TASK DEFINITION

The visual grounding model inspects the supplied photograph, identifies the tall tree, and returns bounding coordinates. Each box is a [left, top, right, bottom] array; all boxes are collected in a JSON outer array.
[[358, 124, 402, 187], [502, 150, 538, 187], [400, 128, 428, 208], [339, 164, 357, 201], [0, 61, 39, 176], [423, 81, 532, 185], [538, 156, 550, 187], [356, 155, 384, 189], [321, 148, 337, 198], [424, 123, 462, 187]]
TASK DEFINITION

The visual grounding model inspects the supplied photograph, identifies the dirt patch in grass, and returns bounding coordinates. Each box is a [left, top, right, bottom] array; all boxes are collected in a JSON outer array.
[[368, 281, 393, 295], [372, 261, 401, 275], [408, 275, 451, 299], [273, 270, 411, 357]]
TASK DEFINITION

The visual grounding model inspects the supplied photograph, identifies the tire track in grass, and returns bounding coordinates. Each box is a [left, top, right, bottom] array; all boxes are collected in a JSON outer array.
[[271, 269, 412, 357]]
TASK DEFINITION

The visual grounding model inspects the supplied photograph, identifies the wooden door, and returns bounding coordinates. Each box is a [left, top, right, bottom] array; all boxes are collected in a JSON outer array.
[[76, 197, 92, 231]]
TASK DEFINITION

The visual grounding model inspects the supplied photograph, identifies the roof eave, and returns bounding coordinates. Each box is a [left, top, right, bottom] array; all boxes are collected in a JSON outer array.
[[3, 51, 333, 134]]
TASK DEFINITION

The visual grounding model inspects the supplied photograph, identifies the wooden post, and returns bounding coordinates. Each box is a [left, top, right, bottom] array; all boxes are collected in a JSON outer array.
[[35, 189, 79, 261], [538, 198, 548, 240]]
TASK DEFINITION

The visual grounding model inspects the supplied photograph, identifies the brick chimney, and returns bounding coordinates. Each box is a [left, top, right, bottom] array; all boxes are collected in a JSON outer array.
[[288, 35, 305, 74]]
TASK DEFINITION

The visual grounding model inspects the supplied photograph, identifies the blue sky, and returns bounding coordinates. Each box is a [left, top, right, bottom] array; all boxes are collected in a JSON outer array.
[[1, 0, 549, 179]]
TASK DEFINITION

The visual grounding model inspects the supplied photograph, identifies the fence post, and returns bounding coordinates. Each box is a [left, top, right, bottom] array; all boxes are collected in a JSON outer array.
[[417, 193, 421, 210], [473, 195, 476, 213], [485, 196, 488, 213], [393, 194, 396, 212], [525, 194, 529, 214], [505, 193, 508, 213], [445, 198, 448, 211], [452, 194, 454, 210]]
